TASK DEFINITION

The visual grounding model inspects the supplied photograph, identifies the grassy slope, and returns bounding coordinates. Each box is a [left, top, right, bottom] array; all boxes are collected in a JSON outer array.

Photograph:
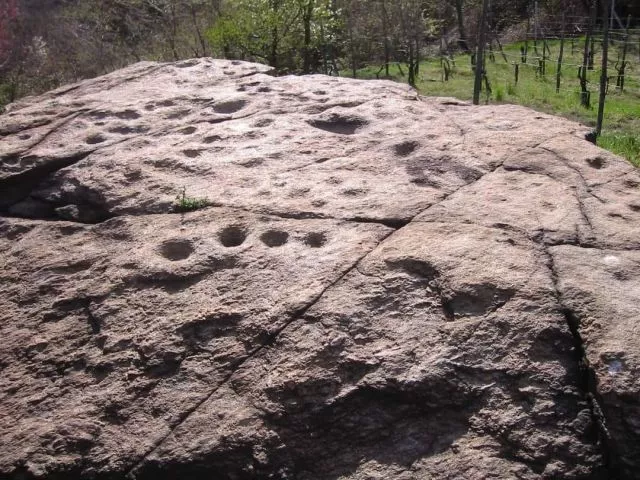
[[352, 38, 640, 166]]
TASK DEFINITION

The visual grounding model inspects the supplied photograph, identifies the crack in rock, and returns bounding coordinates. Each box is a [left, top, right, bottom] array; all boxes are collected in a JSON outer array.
[[544, 248, 621, 478], [126, 226, 398, 478]]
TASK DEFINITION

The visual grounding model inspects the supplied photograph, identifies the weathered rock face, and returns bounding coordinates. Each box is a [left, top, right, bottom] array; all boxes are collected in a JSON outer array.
[[1, 58, 639, 479]]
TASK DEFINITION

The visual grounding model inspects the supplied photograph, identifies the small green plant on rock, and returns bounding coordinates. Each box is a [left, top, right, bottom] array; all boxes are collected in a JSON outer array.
[[173, 187, 210, 213]]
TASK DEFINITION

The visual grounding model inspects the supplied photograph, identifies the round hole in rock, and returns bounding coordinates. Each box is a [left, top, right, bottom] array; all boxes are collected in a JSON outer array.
[[260, 230, 289, 247], [213, 99, 247, 114], [115, 110, 141, 120], [253, 118, 274, 128], [303, 232, 327, 248], [394, 141, 420, 157], [183, 149, 202, 158], [587, 156, 606, 169], [179, 126, 197, 135], [159, 239, 194, 261], [86, 133, 107, 144], [307, 116, 368, 135], [219, 225, 248, 247]]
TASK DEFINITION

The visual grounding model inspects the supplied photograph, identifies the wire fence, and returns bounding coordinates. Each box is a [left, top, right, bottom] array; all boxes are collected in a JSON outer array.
[[347, 5, 638, 146], [461, 4, 640, 139]]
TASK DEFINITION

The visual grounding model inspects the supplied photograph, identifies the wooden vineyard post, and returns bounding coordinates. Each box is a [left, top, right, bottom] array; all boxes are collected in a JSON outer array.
[[617, 15, 631, 91], [556, 13, 565, 93], [596, 0, 610, 137], [533, 1, 539, 56], [494, 34, 508, 63], [580, 1, 597, 107], [524, 17, 530, 63], [473, 0, 489, 105], [441, 56, 452, 82]]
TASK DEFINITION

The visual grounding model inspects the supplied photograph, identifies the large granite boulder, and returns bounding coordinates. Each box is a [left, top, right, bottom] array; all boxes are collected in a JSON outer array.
[[1, 58, 639, 479]]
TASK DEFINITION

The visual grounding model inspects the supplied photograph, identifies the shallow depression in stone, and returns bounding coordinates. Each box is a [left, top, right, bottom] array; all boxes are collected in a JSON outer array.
[[219, 225, 248, 247], [158, 239, 195, 261]]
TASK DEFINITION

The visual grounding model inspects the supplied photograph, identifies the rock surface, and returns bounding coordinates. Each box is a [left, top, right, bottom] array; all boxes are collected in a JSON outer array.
[[1, 58, 639, 479]]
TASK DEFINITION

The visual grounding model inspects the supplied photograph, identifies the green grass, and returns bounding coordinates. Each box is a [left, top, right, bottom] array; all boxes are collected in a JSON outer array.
[[598, 133, 640, 166], [0, 82, 18, 113], [173, 187, 210, 213], [349, 37, 640, 166]]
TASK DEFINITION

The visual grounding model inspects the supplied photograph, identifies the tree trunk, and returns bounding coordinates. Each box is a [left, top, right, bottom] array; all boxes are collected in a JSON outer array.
[[170, 4, 180, 61], [270, 0, 281, 70], [381, 0, 390, 77], [271, 27, 279, 69], [455, 0, 470, 52], [349, 22, 357, 78], [190, 2, 208, 57], [408, 40, 416, 86], [303, 0, 314, 73]]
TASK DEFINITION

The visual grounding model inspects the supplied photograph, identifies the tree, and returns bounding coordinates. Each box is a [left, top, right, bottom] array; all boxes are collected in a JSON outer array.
[[396, 0, 427, 86], [207, 0, 339, 73], [0, 0, 19, 69], [1, 0, 225, 109], [453, 0, 471, 52]]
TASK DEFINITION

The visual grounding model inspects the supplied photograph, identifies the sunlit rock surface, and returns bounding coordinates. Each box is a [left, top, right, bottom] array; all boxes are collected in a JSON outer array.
[[1, 58, 639, 479]]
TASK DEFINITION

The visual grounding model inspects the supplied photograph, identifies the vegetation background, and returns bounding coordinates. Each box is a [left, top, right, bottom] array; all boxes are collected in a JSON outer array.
[[1, 0, 639, 162]]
